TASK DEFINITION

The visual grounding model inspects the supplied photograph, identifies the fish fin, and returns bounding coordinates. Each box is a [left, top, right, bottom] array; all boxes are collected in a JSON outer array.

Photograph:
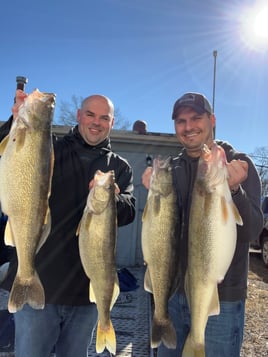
[[110, 278, 120, 309], [8, 272, 45, 313], [48, 146, 55, 197], [76, 209, 92, 236], [182, 334, 205, 357], [96, 319, 116, 355], [89, 283, 97, 303], [221, 196, 243, 226], [144, 268, 153, 293], [36, 210, 51, 253], [208, 285, 220, 316], [4, 221, 16, 247], [231, 201, 243, 226], [151, 316, 177, 349], [0, 134, 9, 155], [76, 219, 82, 236]]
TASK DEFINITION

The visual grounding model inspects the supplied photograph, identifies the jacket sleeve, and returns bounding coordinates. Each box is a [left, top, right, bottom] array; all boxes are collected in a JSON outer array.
[[231, 155, 263, 243], [0, 116, 13, 142], [114, 160, 136, 227]]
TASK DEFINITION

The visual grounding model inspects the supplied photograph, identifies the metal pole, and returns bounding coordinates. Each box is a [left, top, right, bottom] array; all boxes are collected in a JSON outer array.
[[212, 50, 217, 113], [212, 50, 217, 138]]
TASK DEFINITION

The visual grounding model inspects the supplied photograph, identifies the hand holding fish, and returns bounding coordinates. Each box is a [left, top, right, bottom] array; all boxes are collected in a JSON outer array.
[[12, 89, 28, 118], [11, 89, 28, 118], [227, 159, 248, 193]]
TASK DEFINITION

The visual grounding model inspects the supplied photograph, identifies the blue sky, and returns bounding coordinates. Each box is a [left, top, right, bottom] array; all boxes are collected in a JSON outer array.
[[0, 0, 267, 155]]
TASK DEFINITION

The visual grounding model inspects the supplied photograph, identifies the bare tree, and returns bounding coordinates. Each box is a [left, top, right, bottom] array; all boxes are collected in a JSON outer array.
[[250, 146, 268, 196], [57, 95, 131, 130], [58, 95, 82, 126]]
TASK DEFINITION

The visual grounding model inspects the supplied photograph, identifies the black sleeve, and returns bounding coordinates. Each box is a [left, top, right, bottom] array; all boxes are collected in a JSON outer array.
[[0, 116, 13, 142], [114, 160, 136, 227], [232, 156, 263, 243]]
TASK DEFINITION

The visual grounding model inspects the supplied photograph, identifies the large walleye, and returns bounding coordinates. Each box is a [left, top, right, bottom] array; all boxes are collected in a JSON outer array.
[[142, 157, 180, 349], [77, 170, 119, 355], [0, 89, 55, 313], [182, 142, 243, 357]]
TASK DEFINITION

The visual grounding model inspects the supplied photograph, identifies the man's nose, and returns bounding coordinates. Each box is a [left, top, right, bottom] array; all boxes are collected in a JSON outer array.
[[92, 116, 101, 125], [184, 119, 193, 131]]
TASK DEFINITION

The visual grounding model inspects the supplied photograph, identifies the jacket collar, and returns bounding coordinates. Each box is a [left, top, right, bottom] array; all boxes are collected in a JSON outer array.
[[69, 125, 112, 151]]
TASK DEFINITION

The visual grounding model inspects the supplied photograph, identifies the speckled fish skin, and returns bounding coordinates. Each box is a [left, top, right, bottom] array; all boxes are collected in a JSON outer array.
[[141, 157, 180, 350], [77, 170, 119, 355], [0, 89, 55, 313], [182, 142, 243, 357]]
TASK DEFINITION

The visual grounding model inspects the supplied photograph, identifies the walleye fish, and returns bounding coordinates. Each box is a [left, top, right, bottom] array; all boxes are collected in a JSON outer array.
[[0, 89, 55, 313], [182, 142, 243, 357], [141, 157, 180, 349], [77, 170, 120, 355]]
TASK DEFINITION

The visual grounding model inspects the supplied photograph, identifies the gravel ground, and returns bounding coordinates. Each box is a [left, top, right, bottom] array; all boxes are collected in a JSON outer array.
[[240, 253, 268, 357], [1, 255, 267, 357]]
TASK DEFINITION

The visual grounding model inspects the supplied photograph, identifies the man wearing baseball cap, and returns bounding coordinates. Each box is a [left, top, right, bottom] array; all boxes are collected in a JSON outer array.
[[142, 92, 263, 356]]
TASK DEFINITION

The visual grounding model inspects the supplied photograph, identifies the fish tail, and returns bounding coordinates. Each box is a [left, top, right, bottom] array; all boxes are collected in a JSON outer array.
[[8, 272, 45, 313], [96, 319, 116, 355], [151, 317, 176, 349], [182, 334, 205, 357]]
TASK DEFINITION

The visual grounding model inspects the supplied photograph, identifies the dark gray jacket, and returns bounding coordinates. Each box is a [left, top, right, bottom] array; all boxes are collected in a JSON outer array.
[[172, 140, 263, 301], [0, 118, 136, 305]]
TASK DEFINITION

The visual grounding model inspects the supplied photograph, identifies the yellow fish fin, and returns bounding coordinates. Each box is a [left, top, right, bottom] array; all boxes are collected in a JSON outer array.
[[144, 267, 153, 293], [231, 201, 243, 226], [36, 210, 51, 253], [89, 283, 97, 303], [96, 319, 116, 355], [4, 221, 15, 247], [76, 219, 82, 236], [208, 285, 220, 316], [0, 134, 10, 155], [111, 278, 120, 309]]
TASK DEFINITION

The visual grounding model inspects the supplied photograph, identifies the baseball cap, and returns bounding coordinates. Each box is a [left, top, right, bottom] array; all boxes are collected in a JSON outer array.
[[172, 92, 213, 119]]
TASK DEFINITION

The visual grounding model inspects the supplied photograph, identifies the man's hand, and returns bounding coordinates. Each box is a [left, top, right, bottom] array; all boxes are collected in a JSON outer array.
[[12, 89, 28, 118], [142, 167, 153, 190], [227, 159, 248, 193]]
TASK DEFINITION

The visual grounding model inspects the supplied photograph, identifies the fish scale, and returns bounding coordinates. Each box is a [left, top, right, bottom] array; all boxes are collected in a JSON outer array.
[[0, 89, 55, 313], [183, 142, 243, 357], [141, 157, 180, 350], [77, 169, 120, 355]]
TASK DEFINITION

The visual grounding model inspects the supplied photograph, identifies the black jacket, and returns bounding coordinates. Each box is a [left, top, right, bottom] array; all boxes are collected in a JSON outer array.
[[172, 140, 263, 301], [0, 118, 136, 305]]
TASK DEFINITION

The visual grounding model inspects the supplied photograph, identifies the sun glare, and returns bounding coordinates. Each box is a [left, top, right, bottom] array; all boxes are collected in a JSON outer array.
[[240, 4, 268, 51], [254, 7, 268, 38]]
